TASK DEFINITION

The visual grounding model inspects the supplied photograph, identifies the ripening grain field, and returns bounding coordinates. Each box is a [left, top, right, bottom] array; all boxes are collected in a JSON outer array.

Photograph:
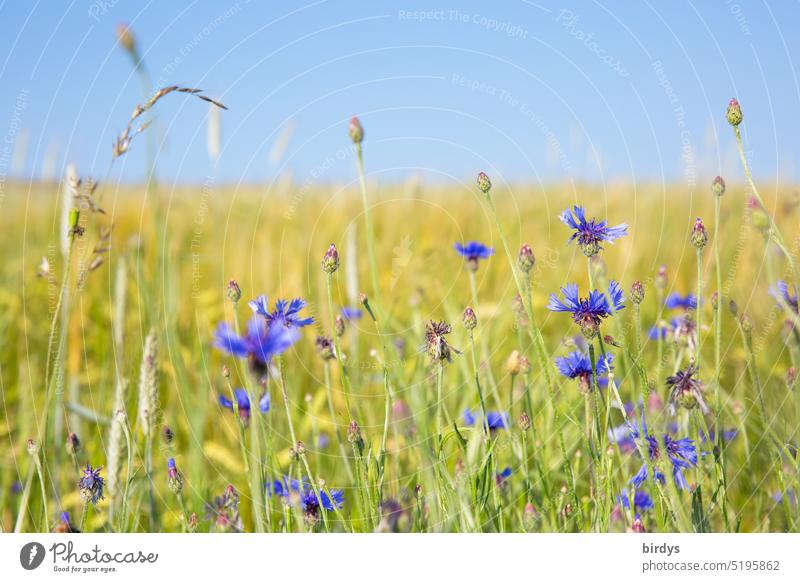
[[1, 98, 800, 534]]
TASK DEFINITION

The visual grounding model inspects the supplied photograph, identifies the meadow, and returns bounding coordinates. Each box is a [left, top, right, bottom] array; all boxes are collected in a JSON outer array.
[[1, 85, 799, 534]]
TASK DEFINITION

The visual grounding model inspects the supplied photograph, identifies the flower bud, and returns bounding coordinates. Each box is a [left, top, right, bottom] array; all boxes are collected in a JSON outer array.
[[322, 244, 339, 274], [167, 458, 184, 494], [655, 265, 668, 292], [726, 98, 743, 127], [315, 335, 336, 360], [728, 299, 739, 317], [462, 306, 477, 331], [517, 243, 535, 273], [691, 217, 708, 250], [349, 116, 364, 144], [27, 438, 39, 456], [518, 411, 531, 431], [221, 364, 230, 379], [162, 425, 175, 445], [506, 350, 522, 376], [519, 356, 531, 374], [334, 314, 346, 337], [226, 280, 241, 303], [631, 280, 644, 305], [712, 175, 726, 197], [476, 171, 491, 194], [786, 367, 797, 390], [740, 313, 753, 333]]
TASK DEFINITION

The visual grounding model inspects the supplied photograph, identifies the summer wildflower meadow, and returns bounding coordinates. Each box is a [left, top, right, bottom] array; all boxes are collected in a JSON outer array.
[[3, 27, 800, 538]]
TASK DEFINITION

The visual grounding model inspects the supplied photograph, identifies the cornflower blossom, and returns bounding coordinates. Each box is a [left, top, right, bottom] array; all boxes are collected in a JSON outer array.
[[560, 205, 628, 257], [548, 281, 625, 338], [454, 241, 494, 271]]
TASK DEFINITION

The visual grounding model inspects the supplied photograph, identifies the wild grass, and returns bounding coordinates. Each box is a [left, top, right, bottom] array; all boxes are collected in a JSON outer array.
[[2, 151, 800, 532]]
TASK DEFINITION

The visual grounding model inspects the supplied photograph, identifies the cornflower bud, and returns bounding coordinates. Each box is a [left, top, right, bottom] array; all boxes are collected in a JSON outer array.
[[691, 218, 708, 250], [349, 116, 364, 144], [518, 243, 535, 273], [167, 458, 184, 494], [476, 171, 491, 194], [518, 411, 531, 431], [726, 98, 742, 127], [226, 280, 241, 303], [334, 314, 346, 337], [712, 175, 726, 197], [462, 306, 477, 331], [322, 243, 339, 274], [631, 280, 644, 305]]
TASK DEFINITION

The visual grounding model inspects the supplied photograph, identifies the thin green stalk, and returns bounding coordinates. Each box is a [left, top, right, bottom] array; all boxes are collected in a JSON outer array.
[[13, 462, 35, 533], [354, 143, 383, 318], [277, 358, 329, 531], [323, 362, 354, 481], [326, 273, 354, 419], [483, 191, 581, 527]]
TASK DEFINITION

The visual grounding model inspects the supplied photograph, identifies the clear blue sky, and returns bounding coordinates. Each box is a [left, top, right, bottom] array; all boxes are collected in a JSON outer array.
[[1, 0, 799, 187]]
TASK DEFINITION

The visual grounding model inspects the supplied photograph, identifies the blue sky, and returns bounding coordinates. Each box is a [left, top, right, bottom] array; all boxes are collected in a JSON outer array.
[[1, 0, 798, 187]]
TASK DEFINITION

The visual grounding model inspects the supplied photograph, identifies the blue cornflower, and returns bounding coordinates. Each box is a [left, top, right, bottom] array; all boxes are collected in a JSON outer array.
[[555, 351, 613, 391], [665, 292, 698, 310], [301, 487, 345, 513], [548, 281, 625, 337], [249, 295, 314, 328], [268, 476, 304, 501], [559, 205, 628, 257], [496, 467, 513, 485], [341, 307, 363, 321], [618, 490, 654, 512], [219, 388, 269, 422], [454, 241, 494, 271], [700, 428, 738, 444], [770, 281, 798, 314], [463, 409, 509, 430], [214, 316, 299, 373], [627, 414, 698, 490]]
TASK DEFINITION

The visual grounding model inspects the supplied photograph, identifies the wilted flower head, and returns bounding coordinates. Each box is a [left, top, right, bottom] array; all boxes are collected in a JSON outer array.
[[322, 244, 339, 274], [315, 335, 336, 360], [548, 281, 625, 338], [560, 205, 628, 257], [726, 98, 742, 127], [666, 365, 709, 414], [218, 388, 270, 423], [425, 320, 455, 363], [206, 484, 242, 532], [348, 116, 364, 144], [78, 464, 105, 505], [454, 241, 494, 271]]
